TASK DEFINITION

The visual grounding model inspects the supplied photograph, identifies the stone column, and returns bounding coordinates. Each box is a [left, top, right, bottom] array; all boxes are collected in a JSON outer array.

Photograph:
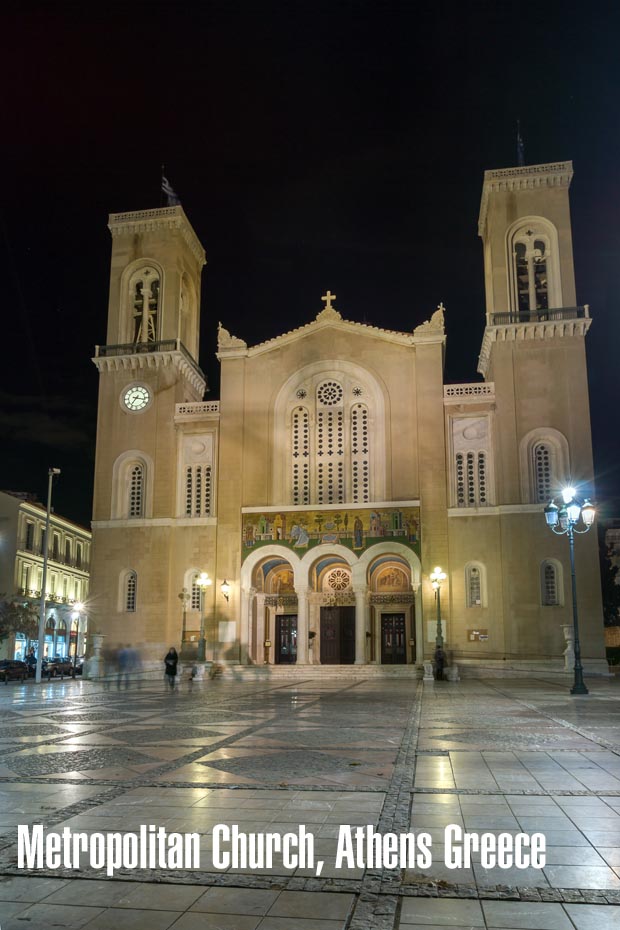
[[239, 588, 255, 665], [354, 586, 368, 664], [255, 593, 265, 664], [295, 587, 310, 664]]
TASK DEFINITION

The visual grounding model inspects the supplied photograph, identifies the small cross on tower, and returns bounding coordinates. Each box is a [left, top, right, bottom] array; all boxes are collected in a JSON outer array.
[[321, 290, 337, 311]]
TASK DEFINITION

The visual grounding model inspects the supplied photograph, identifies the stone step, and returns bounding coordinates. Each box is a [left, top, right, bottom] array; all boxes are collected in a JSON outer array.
[[219, 664, 422, 679]]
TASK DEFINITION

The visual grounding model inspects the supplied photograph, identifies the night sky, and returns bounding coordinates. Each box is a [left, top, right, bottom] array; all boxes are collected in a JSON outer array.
[[1, 1, 619, 527]]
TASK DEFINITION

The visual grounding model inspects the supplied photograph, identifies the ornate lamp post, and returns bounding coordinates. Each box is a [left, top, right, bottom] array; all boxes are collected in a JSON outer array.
[[196, 572, 212, 662], [178, 588, 190, 644], [71, 601, 83, 673], [544, 487, 595, 695], [430, 566, 446, 648]]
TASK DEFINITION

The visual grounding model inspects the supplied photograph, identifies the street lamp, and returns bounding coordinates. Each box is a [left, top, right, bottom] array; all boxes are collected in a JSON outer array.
[[430, 566, 446, 648], [178, 588, 190, 645], [36, 468, 61, 684], [71, 601, 83, 673], [196, 572, 212, 662], [544, 486, 596, 695]]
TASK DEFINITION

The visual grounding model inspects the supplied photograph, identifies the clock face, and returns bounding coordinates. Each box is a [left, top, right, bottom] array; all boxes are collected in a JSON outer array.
[[123, 385, 151, 412]]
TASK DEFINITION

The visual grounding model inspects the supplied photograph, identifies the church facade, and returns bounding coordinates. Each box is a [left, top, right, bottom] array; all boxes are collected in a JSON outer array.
[[89, 161, 607, 674]]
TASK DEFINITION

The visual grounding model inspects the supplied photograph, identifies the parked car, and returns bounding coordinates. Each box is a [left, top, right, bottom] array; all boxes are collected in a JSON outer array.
[[73, 656, 85, 675], [0, 660, 28, 683], [42, 657, 74, 678]]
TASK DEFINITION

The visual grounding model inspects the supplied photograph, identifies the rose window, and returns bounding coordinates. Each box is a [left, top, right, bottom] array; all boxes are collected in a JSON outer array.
[[317, 381, 343, 406], [326, 568, 351, 590]]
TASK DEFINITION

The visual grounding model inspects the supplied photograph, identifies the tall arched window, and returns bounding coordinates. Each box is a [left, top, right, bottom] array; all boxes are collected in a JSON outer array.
[[520, 428, 570, 505], [533, 443, 553, 503], [131, 267, 160, 343], [282, 370, 381, 505], [292, 406, 310, 505], [465, 562, 487, 608], [507, 218, 562, 317], [316, 380, 345, 504], [128, 464, 144, 517], [124, 571, 137, 612]]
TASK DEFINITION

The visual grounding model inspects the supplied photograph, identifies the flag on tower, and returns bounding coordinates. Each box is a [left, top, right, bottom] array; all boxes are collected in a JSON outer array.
[[516, 121, 525, 167], [161, 174, 180, 206]]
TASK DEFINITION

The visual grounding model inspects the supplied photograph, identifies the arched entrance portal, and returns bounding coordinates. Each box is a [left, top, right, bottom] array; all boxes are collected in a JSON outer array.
[[240, 542, 422, 666]]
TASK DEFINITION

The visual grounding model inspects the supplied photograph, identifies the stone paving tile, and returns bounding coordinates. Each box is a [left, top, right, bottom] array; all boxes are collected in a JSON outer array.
[[2, 678, 620, 930]]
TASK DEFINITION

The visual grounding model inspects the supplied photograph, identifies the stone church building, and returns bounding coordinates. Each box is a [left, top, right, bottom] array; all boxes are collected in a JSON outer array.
[[89, 160, 607, 675]]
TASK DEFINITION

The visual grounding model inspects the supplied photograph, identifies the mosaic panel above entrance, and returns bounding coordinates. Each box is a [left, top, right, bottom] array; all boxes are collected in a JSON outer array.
[[242, 505, 420, 560]]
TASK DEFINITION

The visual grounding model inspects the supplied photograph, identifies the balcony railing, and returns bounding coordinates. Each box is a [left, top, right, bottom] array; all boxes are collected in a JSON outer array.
[[16, 542, 89, 571], [489, 306, 590, 326]]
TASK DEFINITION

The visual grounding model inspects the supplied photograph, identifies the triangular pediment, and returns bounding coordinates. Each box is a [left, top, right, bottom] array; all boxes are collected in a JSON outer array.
[[217, 298, 445, 359]]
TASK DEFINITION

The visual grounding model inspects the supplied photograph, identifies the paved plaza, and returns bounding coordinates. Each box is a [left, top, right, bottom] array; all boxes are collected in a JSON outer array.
[[1, 673, 620, 929]]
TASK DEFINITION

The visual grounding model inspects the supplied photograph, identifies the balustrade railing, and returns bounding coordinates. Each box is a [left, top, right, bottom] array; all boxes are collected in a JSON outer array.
[[489, 306, 589, 325]]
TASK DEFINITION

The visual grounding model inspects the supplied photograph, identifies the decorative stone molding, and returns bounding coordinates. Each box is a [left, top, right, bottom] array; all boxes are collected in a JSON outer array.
[[478, 161, 573, 236], [217, 322, 248, 353], [92, 346, 206, 397], [370, 593, 415, 605], [264, 595, 298, 608], [108, 206, 206, 266], [477, 316, 592, 378], [444, 383, 495, 404], [322, 592, 356, 607], [175, 402, 220, 422], [414, 303, 445, 336]]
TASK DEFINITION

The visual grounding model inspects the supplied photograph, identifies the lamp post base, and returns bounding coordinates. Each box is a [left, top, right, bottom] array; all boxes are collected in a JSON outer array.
[[196, 639, 206, 662], [570, 681, 589, 695]]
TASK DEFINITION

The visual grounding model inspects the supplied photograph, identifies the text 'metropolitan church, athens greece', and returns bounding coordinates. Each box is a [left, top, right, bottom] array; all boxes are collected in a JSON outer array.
[[89, 160, 607, 675]]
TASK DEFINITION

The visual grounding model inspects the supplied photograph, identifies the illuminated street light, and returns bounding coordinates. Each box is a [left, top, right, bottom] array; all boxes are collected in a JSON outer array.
[[544, 488, 596, 695], [430, 566, 447, 648], [196, 572, 212, 662]]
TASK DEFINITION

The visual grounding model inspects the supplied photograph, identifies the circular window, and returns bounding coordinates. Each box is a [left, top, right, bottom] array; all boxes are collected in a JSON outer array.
[[317, 381, 343, 406], [326, 568, 351, 591]]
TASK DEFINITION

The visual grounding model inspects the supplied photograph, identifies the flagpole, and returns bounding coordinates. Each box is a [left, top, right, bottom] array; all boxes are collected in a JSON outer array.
[[160, 164, 165, 207]]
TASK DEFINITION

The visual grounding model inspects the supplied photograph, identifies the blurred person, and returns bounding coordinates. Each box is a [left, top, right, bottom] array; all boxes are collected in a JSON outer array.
[[163, 647, 178, 690]]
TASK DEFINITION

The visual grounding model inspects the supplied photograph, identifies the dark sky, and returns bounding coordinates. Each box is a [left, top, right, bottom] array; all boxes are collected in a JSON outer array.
[[1, 0, 619, 526]]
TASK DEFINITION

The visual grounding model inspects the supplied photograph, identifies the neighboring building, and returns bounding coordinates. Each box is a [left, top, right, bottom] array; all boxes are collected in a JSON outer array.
[[605, 520, 620, 580], [0, 490, 91, 661], [89, 161, 607, 675]]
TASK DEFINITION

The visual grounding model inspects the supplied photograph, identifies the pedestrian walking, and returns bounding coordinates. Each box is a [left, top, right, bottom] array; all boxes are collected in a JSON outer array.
[[164, 647, 178, 690]]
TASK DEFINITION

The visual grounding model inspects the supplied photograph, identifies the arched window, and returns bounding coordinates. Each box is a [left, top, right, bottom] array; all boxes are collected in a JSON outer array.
[[520, 428, 570, 505], [507, 218, 562, 317], [129, 464, 144, 517], [541, 560, 562, 606], [316, 380, 345, 504], [351, 404, 370, 503], [124, 571, 137, 612], [112, 451, 154, 520], [533, 442, 553, 503], [280, 367, 383, 505], [131, 266, 160, 343], [465, 562, 487, 608], [292, 406, 310, 505]]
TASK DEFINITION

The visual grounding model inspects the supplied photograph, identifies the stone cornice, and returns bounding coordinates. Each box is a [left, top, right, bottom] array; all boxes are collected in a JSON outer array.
[[92, 348, 206, 396], [14, 500, 91, 537], [108, 206, 206, 267], [477, 317, 592, 378], [241, 499, 421, 514], [92, 517, 218, 529], [478, 161, 573, 236]]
